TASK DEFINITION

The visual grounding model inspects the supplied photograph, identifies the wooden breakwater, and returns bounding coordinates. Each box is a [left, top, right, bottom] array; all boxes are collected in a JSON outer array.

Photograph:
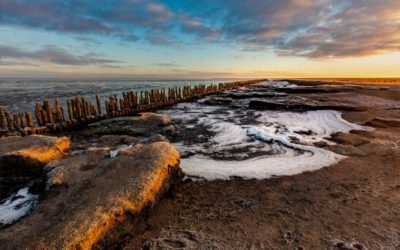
[[0, 79, 264, 137]]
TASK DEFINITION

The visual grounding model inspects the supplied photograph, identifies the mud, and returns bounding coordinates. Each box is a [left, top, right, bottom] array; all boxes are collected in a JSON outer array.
[[99, 80, 400, 249]]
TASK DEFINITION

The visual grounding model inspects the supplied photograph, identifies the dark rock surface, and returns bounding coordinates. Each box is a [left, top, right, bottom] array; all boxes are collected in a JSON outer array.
[[249, 100, 367, 112], [0, 135, 70, 199], [365, 117, 400, 128], [76, 112, 176, 138], [276, 86, 340, 94], [0, 142, 181, 249], [0, 135, 70, 169]]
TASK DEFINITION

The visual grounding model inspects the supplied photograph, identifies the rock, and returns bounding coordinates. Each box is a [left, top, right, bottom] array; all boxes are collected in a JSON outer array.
[[330, 239, 366, 250], [139, 134, 169, 144], [0, 142, 181, 250], [365, 117, 400, 128], [328, 132, 370, 146], [0, 135, 70, 199], [222, 91, 286, 99], [98, 135, 138, 146], [0, 135, 71, 170], [203, 97, 233, 105], [77, 112, 175, 137], [141, 229, 222, 249], [46, 166, 68, 191], [276, 86, 340, 94], [249, 100, 366, 112], [0, 134, 70, 186]]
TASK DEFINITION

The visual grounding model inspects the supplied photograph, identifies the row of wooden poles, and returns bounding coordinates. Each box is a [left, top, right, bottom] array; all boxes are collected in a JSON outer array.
[[0, 80, 261, 136]]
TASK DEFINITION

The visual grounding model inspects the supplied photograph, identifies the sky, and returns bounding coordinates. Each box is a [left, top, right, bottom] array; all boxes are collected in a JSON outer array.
[[0, 0, 399, 79]]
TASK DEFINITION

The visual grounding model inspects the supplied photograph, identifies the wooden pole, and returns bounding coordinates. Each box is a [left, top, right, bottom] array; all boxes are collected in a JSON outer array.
[[96, 94, 102, 115], [35, 103, 43, 126], [13, 113, 20, 130], [44, 99, 53, 124], [5, 111, 13, 130], [54, 98, 61, 123], [0, 108, 6, 129], [67, 98, 73, 121], [76, 97, 81, 120], [19, 112, 27, 128], [26, 112, 34, 128], [59, 106, 65, 121]]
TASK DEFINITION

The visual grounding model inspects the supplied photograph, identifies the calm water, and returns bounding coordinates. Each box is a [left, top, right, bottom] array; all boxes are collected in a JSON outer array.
[[0, 78, 243, 114]]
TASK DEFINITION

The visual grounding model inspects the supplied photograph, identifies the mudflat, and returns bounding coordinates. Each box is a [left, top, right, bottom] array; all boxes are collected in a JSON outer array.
[[97, 79, 400, 249]]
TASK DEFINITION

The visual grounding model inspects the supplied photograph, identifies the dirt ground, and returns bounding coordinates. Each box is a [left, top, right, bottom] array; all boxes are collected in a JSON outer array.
[[99, 83, 400, 249]]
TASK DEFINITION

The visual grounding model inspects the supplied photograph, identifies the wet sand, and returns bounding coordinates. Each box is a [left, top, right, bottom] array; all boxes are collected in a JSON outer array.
[[98, 81, 400, 249]]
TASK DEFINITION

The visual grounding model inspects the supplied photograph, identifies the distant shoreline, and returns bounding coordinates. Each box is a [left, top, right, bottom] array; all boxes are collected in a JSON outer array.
[[287, 78, 400, 85]]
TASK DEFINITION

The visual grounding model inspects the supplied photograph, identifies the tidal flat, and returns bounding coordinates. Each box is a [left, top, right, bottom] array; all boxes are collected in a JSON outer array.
[[1, 79, 400, 249]]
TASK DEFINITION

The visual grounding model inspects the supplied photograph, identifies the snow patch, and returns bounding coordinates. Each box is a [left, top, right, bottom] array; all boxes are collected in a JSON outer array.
[[160, 81, 371, 181], [0, 187, 38, 226], [256, 80, 297, 88]]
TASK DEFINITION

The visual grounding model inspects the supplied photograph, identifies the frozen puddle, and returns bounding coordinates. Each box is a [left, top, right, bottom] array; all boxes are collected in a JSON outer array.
[[0, 187, 39, 226], [162, 101, 370, 180]]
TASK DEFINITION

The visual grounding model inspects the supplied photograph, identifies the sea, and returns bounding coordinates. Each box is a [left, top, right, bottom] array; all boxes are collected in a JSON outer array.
[[0, 78, 244, 114]]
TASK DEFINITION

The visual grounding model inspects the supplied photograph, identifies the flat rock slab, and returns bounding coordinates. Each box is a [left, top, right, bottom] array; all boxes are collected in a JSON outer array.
[[77, 112, 176, 137], [222, 91, 287, 99], [0, 135, 70, 172], [365, 117, 400, 128], [249, 100, 367, 112], [0, 141, 181, 249], [276, 86, 341, 94]]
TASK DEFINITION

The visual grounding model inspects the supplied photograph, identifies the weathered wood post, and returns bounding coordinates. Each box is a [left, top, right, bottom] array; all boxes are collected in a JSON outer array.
[[43, 99, 53, 124], [13, 113, 20, 130], [59, 107, 65, 121], [19, 112, 27, 128], [5, 111, 13, 130], [0, 108, 6, 129], [53, 98, 60, 122], [35, 103, 43, 126], [67, 98, 73, 121], [26, 112, 34, 128], [76, 98, 80, 120], [96, 94, 102, 115]]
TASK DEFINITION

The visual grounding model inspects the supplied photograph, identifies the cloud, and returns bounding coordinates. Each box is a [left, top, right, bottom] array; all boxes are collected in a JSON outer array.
[[170, 0, 400, 58], [0, 0, 174, 43], [274, 0, 400, 58], [0, 60, 38, 67], [179, 14, 220, 41], [75, 36, 101, 45], [0, 45, 122, 66], [189, 0, 400, 58], [152, 62, 182, 68], [1, 0, 400, 58]]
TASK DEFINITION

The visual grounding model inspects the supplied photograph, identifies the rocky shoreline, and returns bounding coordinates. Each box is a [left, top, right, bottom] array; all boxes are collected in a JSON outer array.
[[1, 79, 400, 249], [0, 112, 182, 249], [100, 79, 400, 249]]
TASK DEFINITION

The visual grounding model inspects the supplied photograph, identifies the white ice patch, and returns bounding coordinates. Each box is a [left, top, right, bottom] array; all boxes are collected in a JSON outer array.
[[160, 82, 371, 181], [110, 144, 133, 158], [0, 187, 38, 226], [255, 80, 297, 88], [254, 110, 370, 146], [182, 149, 344, 180], [171, 109, 369, 180]]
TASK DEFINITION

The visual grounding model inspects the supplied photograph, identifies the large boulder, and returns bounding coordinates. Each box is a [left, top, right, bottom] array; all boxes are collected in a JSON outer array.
[[77, 112, 176, 137], [0, 141, 181, 249], [0, 135, 70, 169], [0, 135, 70, 199]]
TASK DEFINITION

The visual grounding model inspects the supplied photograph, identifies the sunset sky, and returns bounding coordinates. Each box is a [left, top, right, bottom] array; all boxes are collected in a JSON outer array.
[[0, 0, 399, 78]]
